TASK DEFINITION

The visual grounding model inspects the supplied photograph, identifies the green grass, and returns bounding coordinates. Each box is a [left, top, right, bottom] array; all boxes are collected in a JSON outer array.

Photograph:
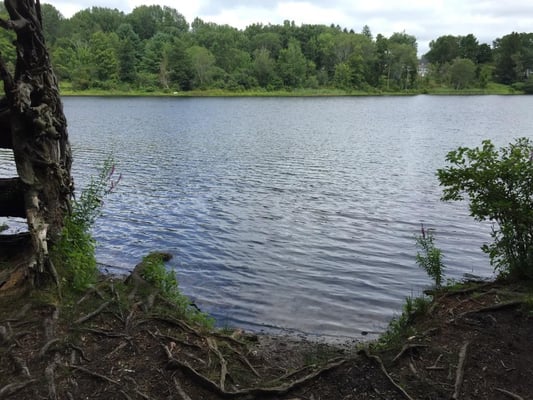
[[138, 252, 215, 330], [375, 295, 432, 349], [59, 81, 520, 97]]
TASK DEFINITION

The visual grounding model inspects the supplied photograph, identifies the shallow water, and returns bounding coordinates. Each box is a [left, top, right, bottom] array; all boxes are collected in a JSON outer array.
[[2, 95, 532, 339]]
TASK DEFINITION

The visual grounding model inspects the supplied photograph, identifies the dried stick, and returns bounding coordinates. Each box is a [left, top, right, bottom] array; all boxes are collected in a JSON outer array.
[[452, 341, 469, 400], [163, 344, 346, 397], [70, 365, 120, 385], [495, 388, 525, 400], [0, 380, 37, 398], [392, 344, 428, 363], [74, 301, 111, 324], [174, 378, 193, 400], [359, 349, 416, 400]]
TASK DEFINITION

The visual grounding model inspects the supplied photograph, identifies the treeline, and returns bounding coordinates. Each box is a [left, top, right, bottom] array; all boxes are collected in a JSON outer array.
[[1, 4, 532, 93]]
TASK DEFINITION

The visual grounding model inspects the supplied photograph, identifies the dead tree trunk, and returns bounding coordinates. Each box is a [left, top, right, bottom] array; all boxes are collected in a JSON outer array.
[[0, 0, 73, 291]]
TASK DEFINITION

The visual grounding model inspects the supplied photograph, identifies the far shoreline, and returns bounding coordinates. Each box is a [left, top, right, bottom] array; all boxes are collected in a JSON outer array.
[[58, 85, 523, 98]]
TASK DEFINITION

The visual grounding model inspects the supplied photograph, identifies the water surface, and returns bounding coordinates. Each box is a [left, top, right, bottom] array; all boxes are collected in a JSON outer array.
[[2, 95, 532, 339]]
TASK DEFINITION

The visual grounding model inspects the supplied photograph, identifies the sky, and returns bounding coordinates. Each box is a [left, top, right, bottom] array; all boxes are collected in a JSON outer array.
[[45, 0, 533, 55]]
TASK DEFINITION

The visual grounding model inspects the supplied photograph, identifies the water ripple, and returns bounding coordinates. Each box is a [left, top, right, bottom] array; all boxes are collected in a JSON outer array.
[[52, 96, 533, 338]]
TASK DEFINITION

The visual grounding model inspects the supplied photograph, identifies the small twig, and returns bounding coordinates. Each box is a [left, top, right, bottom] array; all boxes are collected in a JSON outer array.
[[359, 349, 416, 400], [207, 337, 228, 391], [452, 341, 469, 400], [39, 338, 61, 358], [500, 359, 516, 372], [495, 388, 525, 400], [163, 344, 347, 397], [75, 327, 130, 338], [69, 343, 91, 362], [458, 301, 523, 319], [426, 354, 444, 370], [74, 301, 111, 324], [0, 380, 37, 398], [70, 365, 120, 385], [9, 354, 31, 378], [45, 360, 58, 400], [392, 344, 428, 363], [105, 341, 129, 360], [226, 343, 261, 378], [408, 360, 418, 377], [174, 378, 193, 400]]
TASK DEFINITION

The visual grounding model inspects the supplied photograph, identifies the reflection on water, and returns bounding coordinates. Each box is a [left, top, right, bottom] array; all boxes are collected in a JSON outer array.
[[4, 95, 532, 339]]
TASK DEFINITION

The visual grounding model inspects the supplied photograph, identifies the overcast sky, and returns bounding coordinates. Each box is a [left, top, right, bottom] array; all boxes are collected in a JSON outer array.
[[45, 0, 533, 55]]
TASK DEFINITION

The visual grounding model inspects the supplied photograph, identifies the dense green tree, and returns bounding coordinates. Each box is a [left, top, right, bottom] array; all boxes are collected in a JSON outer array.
[[187, 45, 216, 88], [116, 24, 141, 83], [35, 4, 531, 93], [252, 47, 277, 88], [127, 5, 188, 40], [89, 31, 119, 83], [425, 35, 459, 65], [278, 38, 308, 87], [333, 62, 351, 89], [167, 38, 193, 90], [41, 4, 64, 44], [492, 32, 533, 84], [388, 32, 418, 89], [459, 34, 479, 62], [477, 43, 493, 64], [64, 7, 125, 38], [449, 58, 476, 89]]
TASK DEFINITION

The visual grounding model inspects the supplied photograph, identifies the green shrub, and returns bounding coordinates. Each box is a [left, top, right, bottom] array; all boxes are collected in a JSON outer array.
[[52, 157, 120, 291], [416, 225, 445, 287], [437, 138, 533, 279]]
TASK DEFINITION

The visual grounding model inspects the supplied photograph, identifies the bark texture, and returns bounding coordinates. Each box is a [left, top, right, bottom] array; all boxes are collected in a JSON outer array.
[[0, 0, 72, 289]]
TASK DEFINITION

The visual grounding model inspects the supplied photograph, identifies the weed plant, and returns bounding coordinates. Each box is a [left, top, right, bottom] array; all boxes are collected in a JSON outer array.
[[51, 157, 120, 291], [139, 253, 215, 329], [416, 225, 445, 287], [377, 294, 432, 349]]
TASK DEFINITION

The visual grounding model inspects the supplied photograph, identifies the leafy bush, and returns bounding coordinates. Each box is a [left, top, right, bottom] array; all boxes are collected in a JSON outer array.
[[437, 138, 533, 279], [416, 225, 445, 287], [52, 157, 120, 291]]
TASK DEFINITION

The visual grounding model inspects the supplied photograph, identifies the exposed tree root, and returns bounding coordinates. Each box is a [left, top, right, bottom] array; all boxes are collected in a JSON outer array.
[[174, 377, 193, 400], [163, 344, 347, 397], [0, 380, 37, 399], [358, 348, 416, 400], [391, 344, 428, 363], [495, 388, 525, 400], [74, 301, 111, 324], [452, 341, 469, 400]]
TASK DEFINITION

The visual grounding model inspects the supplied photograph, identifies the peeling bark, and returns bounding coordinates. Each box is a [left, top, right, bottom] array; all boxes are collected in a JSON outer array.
[[0, 0, 73, 289]]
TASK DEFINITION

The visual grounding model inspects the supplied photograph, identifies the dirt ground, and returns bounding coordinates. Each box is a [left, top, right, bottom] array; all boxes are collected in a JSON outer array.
[[0, 275, 531, 400]]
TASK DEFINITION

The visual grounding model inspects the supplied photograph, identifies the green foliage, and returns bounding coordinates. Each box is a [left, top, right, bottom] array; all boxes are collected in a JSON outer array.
[[52, 157, 120, 291], [0, 222, 7, 233], [38, 3, 533, 93], [438, 138, 533, 280], [449, 58, 476, 89], [416, 226, 445, 287], [139, 253, 215, 329]]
